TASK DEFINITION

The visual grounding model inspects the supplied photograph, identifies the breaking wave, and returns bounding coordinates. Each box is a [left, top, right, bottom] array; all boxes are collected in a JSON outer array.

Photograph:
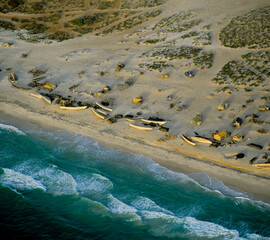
[[0, 123, 26, 135], [0, 123, 269, 239]]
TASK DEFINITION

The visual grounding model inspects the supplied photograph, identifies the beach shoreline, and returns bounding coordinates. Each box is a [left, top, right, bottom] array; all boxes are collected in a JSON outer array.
[[1, 95, 270, 203], [0, 0, 269, 203]]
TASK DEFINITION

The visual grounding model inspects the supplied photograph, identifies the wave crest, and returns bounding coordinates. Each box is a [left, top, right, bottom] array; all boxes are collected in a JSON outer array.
[[0, 123, 26, 135], [0, 168, 45, 191]]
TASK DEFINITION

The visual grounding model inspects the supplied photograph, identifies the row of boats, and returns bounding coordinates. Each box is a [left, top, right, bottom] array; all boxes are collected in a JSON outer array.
[[29, 91, 166, 128], [181, 134, 269, 168], [28, 90, 270, 169], [181, 134, 212, 146], [91, 104, 166, 131]]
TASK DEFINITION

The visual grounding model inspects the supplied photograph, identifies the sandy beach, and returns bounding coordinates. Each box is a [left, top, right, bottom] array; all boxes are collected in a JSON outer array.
[[0, 0, 270, 202]]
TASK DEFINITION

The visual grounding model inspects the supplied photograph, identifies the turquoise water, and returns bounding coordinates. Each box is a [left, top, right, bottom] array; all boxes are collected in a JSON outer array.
[[0, 121, 270, 240]]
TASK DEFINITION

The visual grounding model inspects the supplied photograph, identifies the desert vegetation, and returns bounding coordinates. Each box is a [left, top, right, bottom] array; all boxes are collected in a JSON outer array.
[[242, 51, 270, 77], [120, 0, 166, 9], [219, 6, 270, 49], [212, 60, 266, 93], [139, 46, 214, 71], [0, 0, 167, 41], [101, 10, 162, 34], [152, 11, 195, 30], [0, 20, 15, 30]]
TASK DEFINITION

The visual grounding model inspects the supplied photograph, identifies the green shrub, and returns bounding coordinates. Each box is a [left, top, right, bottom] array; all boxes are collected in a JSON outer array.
[[0, 20, 16, 30], [219, 6, 270, 48], [70, 19, 84, 26], [47, 31, 74, 41], [7, 0, 24, 8], [21, 22, 48, 34]]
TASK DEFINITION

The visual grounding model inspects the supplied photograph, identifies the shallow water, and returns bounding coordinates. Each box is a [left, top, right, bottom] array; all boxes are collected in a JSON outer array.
[[0, 121, 269, 240]]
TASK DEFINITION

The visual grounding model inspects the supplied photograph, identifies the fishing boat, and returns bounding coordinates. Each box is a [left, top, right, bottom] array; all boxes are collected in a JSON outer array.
[[60, 106, 87, 110], [141, 119, 166, 125], [125, 117, 135, 122], [95, 101, 112, 112], [30, 93, 51, 104], [254, 163, 270, 168], [11, 83, 31, 90], [91, 108, 107, 120], [42, 95, 51, 104], [181, 134, 196, 146], [30, 93, 43, 99], [190, 136, 212, 144], [124, 115, 142, 122], [129, 123, 152, 131], [96, 108, 108, 116]]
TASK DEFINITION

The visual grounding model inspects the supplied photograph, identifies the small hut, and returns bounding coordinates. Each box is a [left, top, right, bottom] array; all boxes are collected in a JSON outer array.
[[214, 130, 230, 141]]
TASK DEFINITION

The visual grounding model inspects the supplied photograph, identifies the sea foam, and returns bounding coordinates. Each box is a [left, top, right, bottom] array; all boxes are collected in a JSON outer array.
[[106, 194, 141, 221], [140, 211, 240, 239], [75, 173, 113, 195], [13, 160, 78, 195], [0, 168, 46, 191], [0, 123, 26, 135]]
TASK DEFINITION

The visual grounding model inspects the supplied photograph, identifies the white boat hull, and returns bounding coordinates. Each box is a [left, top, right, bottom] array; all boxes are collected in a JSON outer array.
[[91, 108, 107, 120], [30, 93, 51, 104], [181, 134, 196, 146], [141, 119, 166, 125], [95, 101, 112, 112], [129, 123, 152, 131], [190, 136, 212, 144], [60, 106, 87, 110]]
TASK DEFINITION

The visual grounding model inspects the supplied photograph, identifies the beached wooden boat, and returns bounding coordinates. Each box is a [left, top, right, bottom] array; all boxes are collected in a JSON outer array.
[[42, 96, 51, 104], [129, 123, 152, 131], [254, 163, 270, 168], [11, 83, 31, 90], [125, 117, 135, 122], [141, 119, 166, 125], [60, 106, 87, 110], [181, 134, 196, 146], [190, 136, 212, 144], [124, 116, 142, 122], [96, 108, 108, 116], [95, 101, 112, 112], [30, 93, 51, 104], [91, 108, 107, 120], [30, 92, 43, 99]]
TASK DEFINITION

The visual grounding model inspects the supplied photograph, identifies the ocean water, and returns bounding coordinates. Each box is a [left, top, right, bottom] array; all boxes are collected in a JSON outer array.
[[0, 121, 269, 240]]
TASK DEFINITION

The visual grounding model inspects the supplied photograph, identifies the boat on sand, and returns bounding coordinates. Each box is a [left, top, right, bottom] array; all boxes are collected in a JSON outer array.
[[11, 83, 32, 90], [254, 163, 270, 168], [91, 108, 107, 120], [30, 92, 51, 104], [141, 119, 166, 125], [129, 123, 152, 131], [96, 108, 108, 116], [190, 136, 212, 144], [30, 92, 43, 99], [95, 101, 112, 112], [124, 115, 142, 122], [60, 106, 87, 110], [181, 134, 196, 146]]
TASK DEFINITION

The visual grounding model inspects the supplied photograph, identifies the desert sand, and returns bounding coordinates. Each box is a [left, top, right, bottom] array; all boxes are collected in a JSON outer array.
[[0, 0, 269, 202]]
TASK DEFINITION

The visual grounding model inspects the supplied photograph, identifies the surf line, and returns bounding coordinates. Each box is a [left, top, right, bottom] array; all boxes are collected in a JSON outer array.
[[118, 132, 270, 178], [1, 101, 269, 179]]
